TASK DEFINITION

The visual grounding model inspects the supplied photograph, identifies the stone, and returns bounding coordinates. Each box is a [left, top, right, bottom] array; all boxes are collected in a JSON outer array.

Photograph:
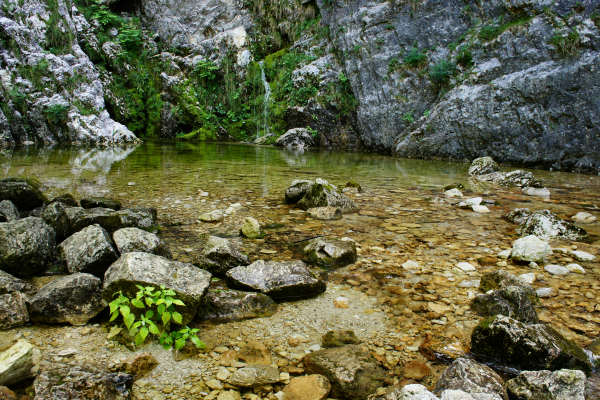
[[303, 344, 386, 400], [510, 235, 552, 263], [275, 128, 315, 150], [229, 365, 279, 388], [403, 361, 431, 380], [468, 157, 499, 176], [472, 205, 490, 213], [303, 238, 357, 268], [285, 180, 314, 204], [0, 217, 56, 278], [110, 353, 158, 379], [238, 341, 272, 366], [0, 386, 16, 400], [472, 170, 542, 188], [199, 209, 224, 223], [240, 217, 261, 238], [0, 292, 29, 329], [0, 201, 18, 223], [194, 236, 249, 277], [569, 250, 595, 262], [197, 287, 277, 323], [217, 391, 241, 400], [566, 264, 585, 274], [226, 260, 325, 301], [471, 285, 538, 324], [59, 224, 119, 276], [518, 273, 536, 285], [479, 270, 534, 294], [522, 187, 550, 197], [0, 340, 40, 386], [444, 189, 463, 198], [470, 315, 592, 374], [504, 209, 532, 225], [433, 358, 507, 400], [103, 252, 211, 324], [28, 273, 105, 325], [0, 178, 47, 211], [571, 212, 596, 224], [507, 369, 586, 400], [297, 182, 357, 213], [113, 227, 169, 257], [544, 264, 569, 276], [322, 330, 360, 348], [0, 270, 35, 295], [536, 287, 557, 298], [282, 374, 331, 400], [80, 197, 122, 210], [518, 210, 587, 241], [307, 207, 343, 220], [65, 207, 157, 234], [377, 384, 439, 400], [456, 262, 476, 272], [51, 194, 78, 207], [458, 197, 482, 208], [41, 201, 70, 241]]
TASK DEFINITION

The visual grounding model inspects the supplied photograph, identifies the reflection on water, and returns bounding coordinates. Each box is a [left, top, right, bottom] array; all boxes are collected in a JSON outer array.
[[70, 146, 138, 175]]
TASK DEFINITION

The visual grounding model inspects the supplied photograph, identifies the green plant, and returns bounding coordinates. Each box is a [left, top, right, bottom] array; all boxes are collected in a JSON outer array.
[[403, 47, 427, 67], [45, 0, 75, 54], [429, 60, 456, 87], [402, 111, 415, 123], [456, 46, 473, 67], [43, 104, 69, 127], [549, 29, 581, 57], [479, 24, 501, 41]]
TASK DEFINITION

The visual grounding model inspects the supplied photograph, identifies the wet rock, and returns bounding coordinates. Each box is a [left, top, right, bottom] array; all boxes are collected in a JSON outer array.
[[403, 360, 431, 381], [103, 252, 211, 324], [479, 270, 535, 295], [322, 330, 360, 348], [433, 358, 507, 400], [28, 273, 105, 325], [283, 374, 331, 400], [372, 384, 438, 400], [0, 292, 29, 329], [456, 262, 476, 272], [80, 197, 121, 211], [518, 210, 587, 241], [110, 353, 158, 380], [59, 224, 118, 276], [536, 287, 557, 298], [66, 207, 157, 234], [111, 208, 157, 231], [303, 344, 386, 400], [569, 250, 595, 262], [285, 180, 313, 204], [226, 260, 326, 301], [522, 187, 550, 198], [297, 182, 357, 213], [307, 207, 343, 220], [470, 315, 592, 373], [0, 201, 18, 222], [504, 208, 531, 225], [471, 285, 538, 324], [199, 209, 224, 223], [566, 264, 585, 274], [112, 227, 169, 257], [506, 369, 586, 400], [572, 212, 596, 224], [444, 189, 463, 198], [472, 205, 490, 214], [0, 217, 56, 278], [303, 238, 357, 268], [474, 170, 542, 188], [41, 201, 70, 241], [0, 270, 35, 296], [0, 178, 47, 211], [0, 340, 40, 386], [469, 157, 499, 176], [240, 217, 261, 238], [229, 365, 279, 388], [51, 194, 78, 207], [544, 264, 569, 276], [195, 236, 249, 277], [276, 128, 315, 150], [510, 235, 552, 264], [197, 287, 277, 323]]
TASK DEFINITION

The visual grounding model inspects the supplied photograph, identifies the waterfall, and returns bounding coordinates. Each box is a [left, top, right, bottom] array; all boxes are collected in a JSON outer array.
[[258, 61, 271, 138]]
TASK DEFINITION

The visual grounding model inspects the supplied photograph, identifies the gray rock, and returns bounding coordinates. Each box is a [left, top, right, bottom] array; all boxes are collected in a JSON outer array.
[[471, 315, 592, 373], [0, 217, 56, 278], [112, 227, 169, 257], [0, 178, 47, 211], [59, 224, 118, 277], [229, 365, 280, 388], [0, 340, 40, 386], [507, 369, 586, 400], [479, 269, 535, 294], [0, 270, 35, 296], [199, 209, 224, 223], [103, 252, 212, 324], [518, 210, 587, 241], [434, 358, 507, 400], [50, 194, 78, 207], [0, 201, 19, 222], [65, 206, 157, 234], [510, 235, 552, 263], [0, 292, 29, 329], [471, 285, 539, 324], [303, 238, 357, 268], [275, 128, 315, 150], [297, 182, 357, 213], [303, 344, 386, 400], [41, 201, 70, 241], [503, 208, 532, 225], [468, 157, 499, 176], [28, 273, 105, 325], [370, 384, 439, 400], [194, 236, 249, 277], [226, 260, 326, 301], [197, 287, 277, 323], [80, 197, 121, 210], [473, 171, 543, 188], [571, 212, 596, 224], [285, 180, 314, 204], [307, 206, 343, 220]]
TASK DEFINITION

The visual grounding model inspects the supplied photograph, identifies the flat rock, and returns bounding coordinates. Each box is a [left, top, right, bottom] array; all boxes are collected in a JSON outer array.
[[113, 227, 169, 257], [59, 224, 118, 277], [194, 236, 249, 277], [240, 217, 261, 238], [510, 235, 552, 264], [199, 209, 224, 223], [65, 207, 157, 234], [303, 238, 357, 268], [474, 170, 542, 188], [0, 178, 47, 211], [518, 210, 587, 241], [229, 365, 279, 388], [307, 207, 343, 220], [507, 369, 586, 400], [0, 292, 29, 329], [0, 201, 18, 222], [536, 287, 557, 298], [456, 262, 476, 272], [471, 285, 538, 324], [0, 340, 40, 386], [544, 264, 569, 276], [434, 358, 507, 400], [283, 374, 331, 400], [197, 287, 277, 323], [80, 197, 121, 210]]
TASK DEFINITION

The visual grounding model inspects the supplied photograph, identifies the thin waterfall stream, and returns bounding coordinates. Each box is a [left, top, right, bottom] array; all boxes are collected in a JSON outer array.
[[258, 61, 271, 139]]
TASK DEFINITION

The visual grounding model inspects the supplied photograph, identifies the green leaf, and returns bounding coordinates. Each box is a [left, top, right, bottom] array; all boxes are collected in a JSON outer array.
[[139, 326, 149, 342], [172, 312, 183, 325], [145, 297, 154, 307], [148, 322, 160, 335], [175, 338, 186, 350], [109, 302, 118, 314], [119, 305, 131, 319], [157, 304, 166, 315], [190, 335, 205, 349], [131, 298, 145, 308], [109, 312, 118, 322], [172, 299, 185, 306], [145, 310, 154, 319], [135, 332, 145, 346], [161, 311, 171, 325], [155, 298, 165, 305], [124, 312, 135, 329]]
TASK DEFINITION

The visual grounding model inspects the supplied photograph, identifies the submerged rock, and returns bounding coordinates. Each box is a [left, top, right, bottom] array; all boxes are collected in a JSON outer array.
[[510, 235, 552, 264], [303, 238, 357, 268], [433, 358, 507, 400], [572, 212, 596, 224], [0, 292, 29, 329], [240, 217, 261, 238], [506, 369, 586, 400], [473, 170, 542, 188], [471, 285, 538, 324], [28, 273, 105, 325], [80, 197, 122, 211], [194, 236, 249, 277], [283, 374, 331, 400], [112, 227, 169, 257], [226, 260, 326, 301], [0, 178, 47, 211], [59, 224, 119, 277], [503, 208, 531, 225], [468, 157, 499, 176], [197, 287, 277, 323], [0, 201, 19, 222], [276, 128, 315, 150], [297, 182, 357, 213], [199, 209, 224, 223], [307, 206, 343, 220], [322, 330, 360, 348], [518, 210, 587, 241], [285, 180, 313, 204], [0, 340, 40, 386], [479, 270, 535, 294]]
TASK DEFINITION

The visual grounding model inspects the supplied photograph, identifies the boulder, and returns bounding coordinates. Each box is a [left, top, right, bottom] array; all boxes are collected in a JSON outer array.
[[474, 170, 542, 188], [197, 287, 277, 323], [503, 208, 531, 225], [518, 210, 587, 241], [468, 157, 499, 176], [510, 235, 552, 264], [110, 207, 157, 231], [0, 270, 35, 295], [0, 340, 40, 386], [240, 217, 261, 238], [471, 285, 539, 324], [285, 180, 313, 204], [433, 358, 507, 400], [199, 209, 224, 223], [59, 224, 119, 277], [303, 344, 386, 400], [0, 201, 18, 222], [0, 217, 56, 278], [283, 374, 331, 400], [28, 273, 106, 325], [303, 238, 357, 268], [226, 260, 326, 301], [80, 197, 121, 210], [65, 207, 157, 235], [103, 252, 212, 324], [275, 128, 315, 150], [112, 227, 169, 257], [470, 315, 592, 373], [322, 330, 360, 348], [0, 178, 47, 211], [41, 201, 70, 241], [297, 182, 357, 213], [506, 369, 586, 400], [229, 365, 280, 388], [194, 236, 249, 277], [50, 193, 78, 207], [0, 292, 29, 329], [307, 207, 343, 220]]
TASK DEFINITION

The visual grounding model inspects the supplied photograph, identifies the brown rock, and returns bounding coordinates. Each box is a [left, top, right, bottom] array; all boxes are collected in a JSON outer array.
[[111, 353, 158, 379], [403, 360, 431, 380], [238, 341, 271, 366], [283, 374, 331, 400], [0, 386, 16, 400]]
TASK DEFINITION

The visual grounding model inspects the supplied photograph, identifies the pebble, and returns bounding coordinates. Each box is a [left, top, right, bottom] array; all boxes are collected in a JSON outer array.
[[566, 263, 585, 274], [528, 261, 538, 268], [497, 249, 511, 259], [206, 379, 224, 390], [544, 265, 569, 276], [216, 367, 231, 381], [572, 211, 597, 224], [333, 296, 349, 309], [458, 197, 481, 208], [402, 260, 420, 270], [569, 250, 596, 262], [536, 287, 557, 298], [522, 187, 550, 197], [458, 280, 480, 288], [456, 262, 476, 272], [444, 189, 463, 198], [518, 273, 536, 284], [472, 205, 490, 213]]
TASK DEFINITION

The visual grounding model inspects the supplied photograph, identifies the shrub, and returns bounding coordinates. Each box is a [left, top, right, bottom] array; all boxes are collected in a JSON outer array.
[[429, 60, 456, 87], [43, 104, 69, 127], [403, 47, 427, 67], [549, 29, 581, 58], [479, 24, 501, 41], [456, 46, 473, 67]]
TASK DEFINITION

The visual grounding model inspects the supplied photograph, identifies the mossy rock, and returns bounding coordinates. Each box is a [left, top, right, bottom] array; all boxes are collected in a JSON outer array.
[[0, 177, 48, 211]]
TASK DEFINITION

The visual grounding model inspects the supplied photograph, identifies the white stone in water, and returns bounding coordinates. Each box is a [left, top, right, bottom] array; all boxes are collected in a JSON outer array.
[[444, 188, 463, 198], [497, 249, 511, 259], [518, 273, 536, 284], [199, 209, 224, 222], [472, 205, 490, 213], [464, 197, 483, 207], [566, 263, 585, 274], [456, 262, 476, 272], [544, 264, 569, 276], [402, 260, 420, 270], [572, 211, 596, 224], [529, 261, 538, 268], [225, 203, 243, 215], [511, 235, 552, 263], [536, 287, 557, 298], [458, 279, 480, 288], [522, 187, 550, 197], [569, 250, 596, 262]]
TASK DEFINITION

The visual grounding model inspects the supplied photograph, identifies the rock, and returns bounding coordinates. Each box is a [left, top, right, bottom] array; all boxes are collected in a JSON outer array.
[[510, 235, 552, 264], [197, 287, 277, 323], [0, 386, 16, 400], [572, 212, 596, 224], [0, 178, 47, 211], [0, 201, 18, 222], [199, 209, 224, 223], [497, 249, 512, 259], [439, 390, 477, 400], [28, 273, 105, 325], [471, 285, 538, 324], [0, 292, 29, 329], [507, 369, 586, 400], [472, 170, 542, 188], [59, 224, 119, 276], [51, 194, 78, 207], [518, 210, 587, 241], [112, 227, 169, 257], [544, 264, 569, 276], [229, 365, 279, 388], [285, 180, 314, 204], [566, 264, 585, 274], [110, 353, 158, 380], [41, 201, 70, 241], [322, 330, 360, 348], [303, 344, 386, 400], [0, 340, 40, 386], [522, 187, 550, 197], [307, 207, 343, 220], [240, 217, 261, 238], [297, 182, 357, 213], [217, 391, 241, 400], [456, 262, 476, 272], [433, 358, 507, 400], [103, 252, 212, 324], [275, 128, 315, 150], [472, 205, 490, 213], [66, 207, 157, 234], [283, 374, 331, 400], [226, 260, 326, 301], [504, 209, 532, 225], [376, 384, 439, 400], [479, 270, 534, 294], [80, 197, 122, 210], [444, 189, 463, 198], [303, 238, 357, 268], [0, 217, 56, 278], [469, 157, 499, 176], [470, 315, 592, 374], [194, 236, 249, 277], [403, 361, 431, 380], [569, 250, 595, 262], [518, 273, 536, 285], [536, 287, 557, 298], [0, 270, 35, 296]]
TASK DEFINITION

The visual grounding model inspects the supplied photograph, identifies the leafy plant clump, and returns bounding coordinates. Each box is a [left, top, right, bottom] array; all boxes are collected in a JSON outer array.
[[109, 285, 205, 351], [403, 47, 427, 67], [429, 60, 456, 87], [549, 29, 581, 58]]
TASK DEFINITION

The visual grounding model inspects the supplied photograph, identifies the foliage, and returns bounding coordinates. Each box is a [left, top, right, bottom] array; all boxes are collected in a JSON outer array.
[[43, 104, 69, 127], [455, 46, 473, 67], [403, 47, 427, 67], [429, 60, 456, 87], [109, 285, 205, 350], [401, 111, 415, 123], [479, 24, 501, 41], [549, 29, 581, 58], [45, 0, 75, 54]]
